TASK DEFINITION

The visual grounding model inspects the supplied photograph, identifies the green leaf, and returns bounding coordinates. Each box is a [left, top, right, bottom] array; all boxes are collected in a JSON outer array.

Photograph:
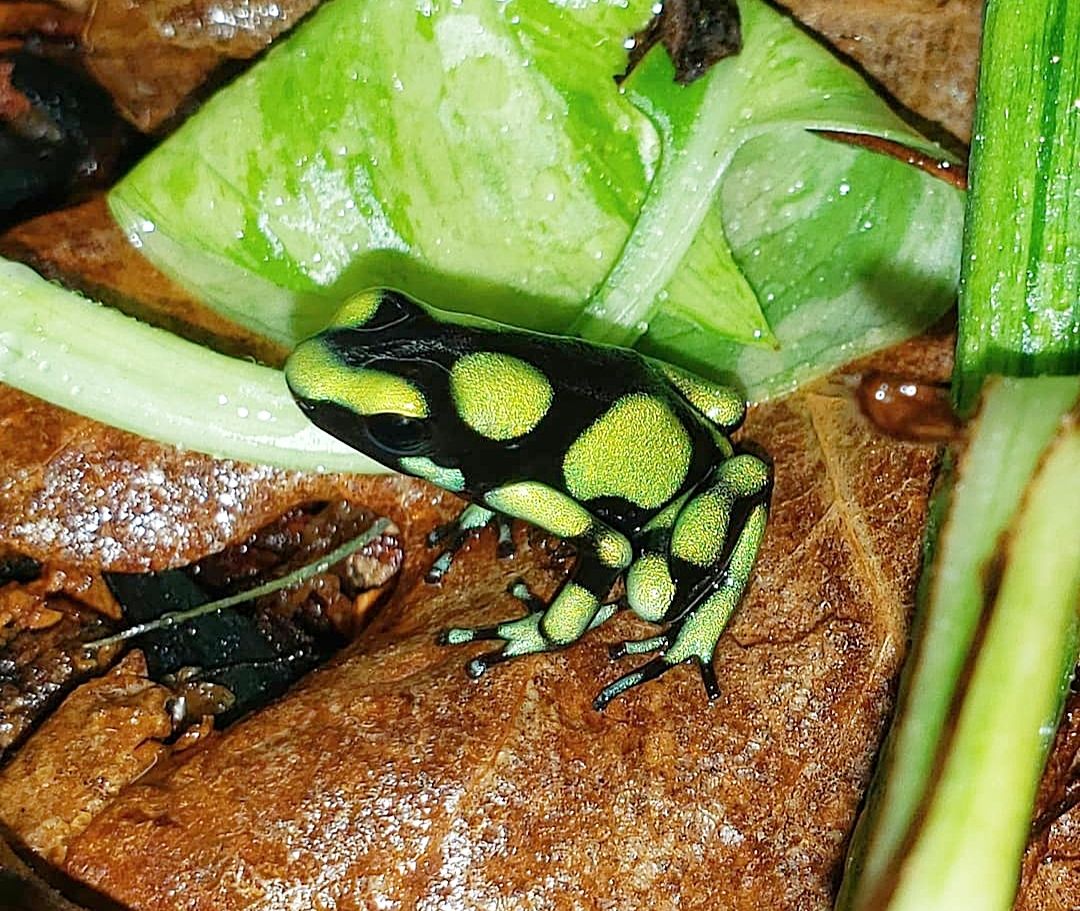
[[889, 415, 1080, 907], [573, 0, 956, 351], [110, 0, 656, 346], [109, 0, 965, 397], [641, 128, 963, 400]]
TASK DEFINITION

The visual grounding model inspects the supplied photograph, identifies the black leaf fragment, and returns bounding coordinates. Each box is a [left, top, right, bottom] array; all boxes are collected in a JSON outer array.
[[104, 567, 335, 729], [102, 501, 400, 732], [0, 503, 400, 763], [626, 0, 742, 85], [0, 49, 139, 224], [0, 550, 40, 585]]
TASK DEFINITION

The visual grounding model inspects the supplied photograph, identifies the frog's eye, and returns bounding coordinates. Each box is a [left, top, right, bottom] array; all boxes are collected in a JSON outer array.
[[366, 413, 431, 456]]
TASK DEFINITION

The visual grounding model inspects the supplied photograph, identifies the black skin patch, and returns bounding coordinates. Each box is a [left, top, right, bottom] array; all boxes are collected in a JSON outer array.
[[291, 292, 723, 538], [625, 0, 742, 85]]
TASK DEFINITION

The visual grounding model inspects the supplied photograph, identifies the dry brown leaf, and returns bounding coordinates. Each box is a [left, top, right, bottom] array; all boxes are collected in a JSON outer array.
[[83, 0, 322, 131], [777, 0, 983, 144], [22, 364, 936, 911], [0, 650, 172, 864]]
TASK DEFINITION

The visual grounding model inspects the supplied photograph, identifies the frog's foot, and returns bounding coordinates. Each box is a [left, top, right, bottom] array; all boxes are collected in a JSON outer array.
[[443, 600, 623, 679], [595, 502, 768, 710], [441, 572, 624, 679], [594, 648, 720, 711], [440, 612, 549, 677], [597, 630, 689, 709], [426, 505, 513, 584]]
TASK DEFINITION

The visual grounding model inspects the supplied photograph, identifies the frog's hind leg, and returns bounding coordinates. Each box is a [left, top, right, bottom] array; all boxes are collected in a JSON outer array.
[[600, 454, 771, 709], [426, 503, 513, 583], [439, 482, 631, 677]]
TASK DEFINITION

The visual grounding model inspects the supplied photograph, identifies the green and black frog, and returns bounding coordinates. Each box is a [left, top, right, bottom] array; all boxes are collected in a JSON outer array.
[[285, 289, 771, 709]]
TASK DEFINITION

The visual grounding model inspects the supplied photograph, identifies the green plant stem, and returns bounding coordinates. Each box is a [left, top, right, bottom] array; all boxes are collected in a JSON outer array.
[[0, 259, 386, 475], [885, 409, 1080, 908], [838, 0, 1080, 905], [953, 0, 1080, 413], [835, 377, 1079, 910]]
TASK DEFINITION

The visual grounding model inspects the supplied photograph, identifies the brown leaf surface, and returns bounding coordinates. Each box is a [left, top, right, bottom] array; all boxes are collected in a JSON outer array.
[[777, 0, 983, 144], [45, 368, 940, 911], [0, 384, 452, 573], [83, 0, 322, 131], [1017, 694, 1080, 911], [0, 650, 172, 865]]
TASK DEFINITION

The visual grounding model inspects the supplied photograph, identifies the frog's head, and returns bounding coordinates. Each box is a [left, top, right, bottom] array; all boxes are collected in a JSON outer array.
[[285, 290, 437, 466]]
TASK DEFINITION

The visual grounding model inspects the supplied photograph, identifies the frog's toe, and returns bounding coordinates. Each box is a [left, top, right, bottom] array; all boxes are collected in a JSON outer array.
[[425, 550, 456, 584], [426, 519, 459, 548], [440, 612, 549, 669], [607, 631, 673, 661], [495, 515, 515, 558], [425, 504, 501, 584], [507, 578, 545, 612], [465, 648, 525, 678], [594, 654, 720, 710], [593, 655, 678, 710]]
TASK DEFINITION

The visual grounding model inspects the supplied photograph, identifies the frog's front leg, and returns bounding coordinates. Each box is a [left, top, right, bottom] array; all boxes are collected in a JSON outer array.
[[598, 454, 771, 709], [440, 481, 631, 676], [426, 503, 515, 583]]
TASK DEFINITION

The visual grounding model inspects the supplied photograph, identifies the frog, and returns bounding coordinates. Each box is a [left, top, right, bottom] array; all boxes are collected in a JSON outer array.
[[284, 289, 771, 709]]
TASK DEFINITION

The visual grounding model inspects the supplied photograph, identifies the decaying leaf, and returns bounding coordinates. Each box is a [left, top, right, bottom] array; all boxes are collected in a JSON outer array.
[[0, 650, 172, 865], [777, 0, 982, 144], [83, 0, 322, 131], [101, 500, 403, 730], [0, 353, 943, 909], [627, 0, 743, 84]]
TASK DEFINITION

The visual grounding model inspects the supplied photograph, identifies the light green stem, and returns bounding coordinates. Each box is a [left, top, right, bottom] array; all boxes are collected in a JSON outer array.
[[0, 259, 386, 475], [836, 377, 1079, 910], [885, 414, 1079, 908]]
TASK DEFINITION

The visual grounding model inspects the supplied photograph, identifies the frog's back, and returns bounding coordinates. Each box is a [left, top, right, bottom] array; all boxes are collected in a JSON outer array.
[[371, 302, 721, 532]]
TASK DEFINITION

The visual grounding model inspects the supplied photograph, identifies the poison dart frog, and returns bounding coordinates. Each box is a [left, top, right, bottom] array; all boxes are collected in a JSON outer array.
[[285, 289, 771, 709]]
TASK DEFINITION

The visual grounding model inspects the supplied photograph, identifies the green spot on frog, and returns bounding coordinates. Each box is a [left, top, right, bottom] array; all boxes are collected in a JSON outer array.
[[563, 393, 691, 508], [450, 352, 553, 440]]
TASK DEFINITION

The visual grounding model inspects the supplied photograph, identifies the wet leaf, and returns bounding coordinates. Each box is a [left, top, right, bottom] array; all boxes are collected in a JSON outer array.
[[45, 355, 940, 910]]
